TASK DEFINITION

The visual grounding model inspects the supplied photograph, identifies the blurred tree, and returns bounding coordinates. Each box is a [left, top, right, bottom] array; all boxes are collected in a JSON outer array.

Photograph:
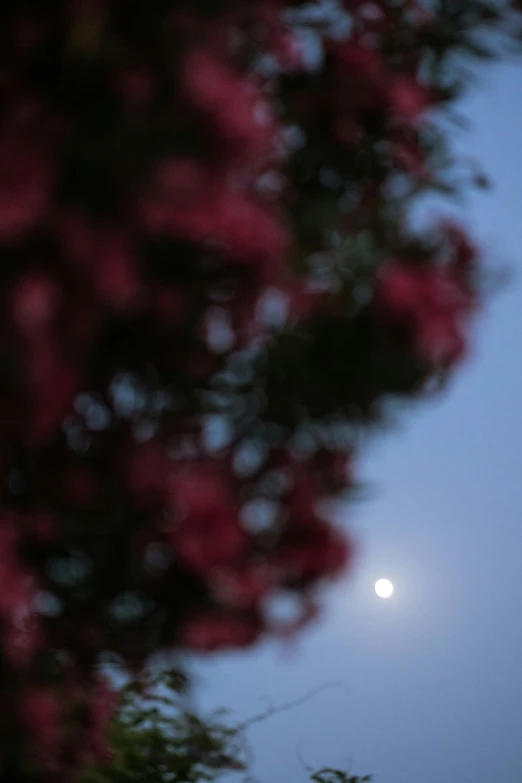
[[81, 670, 248, 783], [0, 0, 520, 779], [81, 669, 370, 783]]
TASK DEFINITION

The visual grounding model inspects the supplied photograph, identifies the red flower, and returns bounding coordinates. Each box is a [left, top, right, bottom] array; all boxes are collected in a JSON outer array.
[[0, 137, 53, 242], [11, 273, 61, 335], [20, 686, 61, 751], [331, 39, 387, 109], [183, 48, 276, 161], [149, 158, 207, 204], [168, 466, 248, 575], [141, 177, 289, 273], [211, 566, 274, 608], [57, 215, 142, 312], [181, 611, 262, 652], [388, 77, 432, 122], [376, 261, 477, 365], [3, 611, 43, 668], [275, 517, 352, 584], [173, 512, 247, 575], [270, 29, 306, 71], [95, 233, 141, 312]]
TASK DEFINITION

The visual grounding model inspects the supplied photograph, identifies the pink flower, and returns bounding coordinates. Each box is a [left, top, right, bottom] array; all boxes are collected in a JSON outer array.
[[331, 39, 387, 109], [168, 466, 248, 574], [270, 29, 306, 71], [0, 138, 53, 242], [181, 611, 261, 651], [172, 507, 247, 575], [141, 178, 289, 273], [56, 214, 142, 311], [376, 261, 477, 365], [275, 519, 352, 583], [150, 158, 207, 204], [4, 612, 43, 668], [11, 273, 60, 335], [389, 77, 432, 122], [183, 48, 276, 161], [211, 566, 273, 608], [20, 686, 61, 750], [95, 233, 141, 311]]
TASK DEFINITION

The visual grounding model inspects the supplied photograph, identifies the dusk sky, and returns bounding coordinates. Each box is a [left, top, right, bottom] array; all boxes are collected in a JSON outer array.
[[190, 62, 522, 783]]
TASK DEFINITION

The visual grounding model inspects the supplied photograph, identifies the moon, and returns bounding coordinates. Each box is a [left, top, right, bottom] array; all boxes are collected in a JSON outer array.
[[375, 578, 394, 598]]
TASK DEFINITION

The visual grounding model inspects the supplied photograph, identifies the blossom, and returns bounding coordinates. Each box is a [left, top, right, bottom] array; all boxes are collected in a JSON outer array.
[[388, 77, 432, 122], [376, 261, 477, 365], [94, 232, 141, 312], [10, 273, 60, 335], [275, 517, 352, 584], [168, 468, 247, 575], [173, 511, 247, 575], [182, 48, 276, 161], [180, 611, 262, 652], [330, 39, 388, 109], [0, 139, 53, 242], [210, 566, 274, 608], [140, 174, 289, 273], [0, 0, 493, 775]]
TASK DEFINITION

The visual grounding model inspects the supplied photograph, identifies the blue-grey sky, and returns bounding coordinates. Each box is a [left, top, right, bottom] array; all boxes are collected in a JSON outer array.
[[191, 63, 522, 783]]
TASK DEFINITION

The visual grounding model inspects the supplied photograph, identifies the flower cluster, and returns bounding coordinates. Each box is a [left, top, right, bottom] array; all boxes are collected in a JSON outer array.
[[0, 0, 517, 778]]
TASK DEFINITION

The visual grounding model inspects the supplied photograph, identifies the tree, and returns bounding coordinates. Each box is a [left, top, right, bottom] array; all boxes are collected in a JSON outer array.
[[81, 670, 248, 783], [81, 669, 371, 783], [0, 0, 520, 779]]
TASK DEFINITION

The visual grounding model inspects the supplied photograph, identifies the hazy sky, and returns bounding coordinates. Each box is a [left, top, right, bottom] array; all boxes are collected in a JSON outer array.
[[190, 63, 522, 783]]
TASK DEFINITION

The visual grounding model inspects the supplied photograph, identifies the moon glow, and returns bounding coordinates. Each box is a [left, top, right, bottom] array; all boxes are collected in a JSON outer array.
[[375, 578, 394, 598]]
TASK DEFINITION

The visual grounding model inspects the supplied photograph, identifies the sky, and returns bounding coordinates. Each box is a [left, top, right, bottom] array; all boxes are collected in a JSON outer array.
[[189, 62, 522, 783]]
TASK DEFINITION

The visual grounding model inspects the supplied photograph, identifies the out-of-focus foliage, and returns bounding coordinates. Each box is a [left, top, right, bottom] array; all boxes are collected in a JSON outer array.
[[0, 0, 521, 779], [82, 670, 248, 783], [81, 670, 370, 783]]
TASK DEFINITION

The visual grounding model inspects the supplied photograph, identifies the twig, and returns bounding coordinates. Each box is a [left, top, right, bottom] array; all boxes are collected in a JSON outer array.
[[236, 681, 352, 733]]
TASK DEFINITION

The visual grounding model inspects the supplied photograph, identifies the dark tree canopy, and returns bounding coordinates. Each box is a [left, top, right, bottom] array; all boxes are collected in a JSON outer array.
[[0, 0, 520, 779]]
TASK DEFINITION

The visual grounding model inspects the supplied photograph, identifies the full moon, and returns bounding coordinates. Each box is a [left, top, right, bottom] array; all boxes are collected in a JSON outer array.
[[375, 578, 394, 598]]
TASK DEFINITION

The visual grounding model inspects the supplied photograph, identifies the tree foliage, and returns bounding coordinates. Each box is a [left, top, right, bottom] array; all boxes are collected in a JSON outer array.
[[81, 670, 370, 783], [82, 670, 248, 783], [0, 0, 520, 779]]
